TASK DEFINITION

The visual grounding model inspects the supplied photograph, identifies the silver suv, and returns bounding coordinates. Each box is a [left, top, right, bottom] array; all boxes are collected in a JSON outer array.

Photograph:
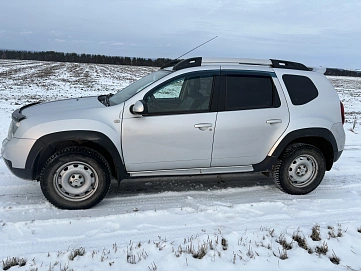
[[2, 57, 346, 209]]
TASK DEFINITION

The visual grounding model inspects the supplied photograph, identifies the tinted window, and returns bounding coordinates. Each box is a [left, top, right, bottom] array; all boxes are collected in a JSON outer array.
[[282, 74, 318, 105], [225, 75, 279, 110]]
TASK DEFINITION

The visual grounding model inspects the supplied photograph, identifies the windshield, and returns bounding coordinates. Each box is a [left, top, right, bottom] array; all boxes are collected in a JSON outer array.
[[109, 70, 172, 105]]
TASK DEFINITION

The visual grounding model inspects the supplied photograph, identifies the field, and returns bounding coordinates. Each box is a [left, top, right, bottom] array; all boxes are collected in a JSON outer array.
[[0, 60, 361, 271]]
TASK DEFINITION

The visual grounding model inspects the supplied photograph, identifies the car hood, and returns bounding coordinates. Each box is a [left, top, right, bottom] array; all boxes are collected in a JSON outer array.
[[18, 96, 105, 119]]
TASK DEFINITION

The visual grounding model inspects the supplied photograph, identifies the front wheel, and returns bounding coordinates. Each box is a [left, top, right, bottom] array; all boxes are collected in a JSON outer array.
[[40, 147, 111, 209], [272, 143, 326, 195]]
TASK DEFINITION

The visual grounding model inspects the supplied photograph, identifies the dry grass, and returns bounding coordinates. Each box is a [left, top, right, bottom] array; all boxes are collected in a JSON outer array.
[[329, 250, 340, 265], [292, 231, 313, 253], [311, 224, 321, 241], [221, 237, 228, 250], [68, 247, 85, 261], [273, 248, 288, 260], [2, 257, 26, 270], [328, 225, 344, 239], [3, 224, 360, 269], [315, 241, 328, 255], [277, 234, 293, 250]]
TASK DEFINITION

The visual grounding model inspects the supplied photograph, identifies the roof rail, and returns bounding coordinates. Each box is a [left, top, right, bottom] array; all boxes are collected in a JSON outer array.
[[202, 58, 272, 66], [307, 66, 326, 74], [270, 59, 309, 71], [161, 57, 309, 72]]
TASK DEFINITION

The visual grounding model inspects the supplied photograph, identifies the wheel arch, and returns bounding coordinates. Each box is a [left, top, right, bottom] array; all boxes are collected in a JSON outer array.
[[271, 128, 337, 171], [26, 130, 128, 181]]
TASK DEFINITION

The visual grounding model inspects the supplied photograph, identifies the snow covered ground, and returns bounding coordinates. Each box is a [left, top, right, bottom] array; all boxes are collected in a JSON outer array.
[[0, 60, 360, 271]]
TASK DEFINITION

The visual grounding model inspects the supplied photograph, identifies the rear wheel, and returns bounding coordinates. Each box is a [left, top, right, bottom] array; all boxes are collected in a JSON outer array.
[[272, 143, 326, 195], [40, 147, 111, 209]]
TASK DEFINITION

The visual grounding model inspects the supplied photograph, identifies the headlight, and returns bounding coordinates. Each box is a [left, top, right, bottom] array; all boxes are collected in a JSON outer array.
[[13, 121, 20, 135], [7, 121, 20, 139], [7, 121, 14, 139]]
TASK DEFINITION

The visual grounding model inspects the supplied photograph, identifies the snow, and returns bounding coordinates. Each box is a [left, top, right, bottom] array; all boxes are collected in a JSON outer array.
[[0, 60, 361, 270]]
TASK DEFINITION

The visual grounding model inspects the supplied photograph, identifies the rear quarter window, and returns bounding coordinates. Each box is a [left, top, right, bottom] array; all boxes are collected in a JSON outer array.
[[282, 74, 318, 105]]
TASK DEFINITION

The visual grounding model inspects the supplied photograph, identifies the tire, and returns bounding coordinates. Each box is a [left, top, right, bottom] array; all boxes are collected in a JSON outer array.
[[40, 147, 111, 209], [272, 143, 326, 195]]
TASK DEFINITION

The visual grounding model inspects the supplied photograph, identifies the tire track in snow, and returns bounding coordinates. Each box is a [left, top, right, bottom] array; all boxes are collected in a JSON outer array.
[[1, 170, 360, 223], [1, 190, 361, 258]]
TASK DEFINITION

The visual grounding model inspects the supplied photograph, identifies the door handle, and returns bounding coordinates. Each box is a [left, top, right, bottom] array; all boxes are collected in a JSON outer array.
[[194, 123, 212, 131], [266, 119, 282, 124]]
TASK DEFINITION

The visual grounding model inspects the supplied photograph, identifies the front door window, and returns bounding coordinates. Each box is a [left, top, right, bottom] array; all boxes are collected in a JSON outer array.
[[145, 75, 214, 114]]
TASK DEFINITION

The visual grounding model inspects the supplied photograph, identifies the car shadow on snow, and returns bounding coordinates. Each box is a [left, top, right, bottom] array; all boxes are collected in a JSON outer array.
[[108, 173, 274, 198]]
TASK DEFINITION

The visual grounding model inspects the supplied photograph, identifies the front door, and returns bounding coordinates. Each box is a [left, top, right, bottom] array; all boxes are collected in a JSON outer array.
[[122, 71, 219, 172]]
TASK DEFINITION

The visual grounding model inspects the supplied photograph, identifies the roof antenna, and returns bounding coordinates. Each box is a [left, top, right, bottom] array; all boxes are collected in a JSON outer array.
[[176, 36, 218, 59]]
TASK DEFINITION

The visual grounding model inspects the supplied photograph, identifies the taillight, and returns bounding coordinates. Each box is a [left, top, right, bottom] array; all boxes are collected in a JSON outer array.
[[340, 101, 345, 125]]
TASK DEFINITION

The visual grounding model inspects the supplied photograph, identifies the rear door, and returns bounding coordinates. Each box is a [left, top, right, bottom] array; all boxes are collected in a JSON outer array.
[[211, 69, 290, 167]]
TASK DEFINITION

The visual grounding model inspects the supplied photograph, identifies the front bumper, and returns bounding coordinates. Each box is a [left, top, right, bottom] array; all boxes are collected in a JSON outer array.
[[2, 137, 36, 180], [2, 157, 33, 179], [334, 150, 343, 162]]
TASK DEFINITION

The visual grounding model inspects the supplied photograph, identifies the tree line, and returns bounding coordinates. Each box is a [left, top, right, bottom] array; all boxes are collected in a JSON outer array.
[[1, 49, 360, 76], [0, 49, 173, 67], [325, 68, 361, 77]]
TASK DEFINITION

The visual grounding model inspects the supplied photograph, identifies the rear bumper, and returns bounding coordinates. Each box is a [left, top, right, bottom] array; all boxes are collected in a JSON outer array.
[[331, 122, 345, 154]]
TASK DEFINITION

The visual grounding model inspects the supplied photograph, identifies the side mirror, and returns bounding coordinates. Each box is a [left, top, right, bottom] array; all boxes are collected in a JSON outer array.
[[130, 100, 148, 114]]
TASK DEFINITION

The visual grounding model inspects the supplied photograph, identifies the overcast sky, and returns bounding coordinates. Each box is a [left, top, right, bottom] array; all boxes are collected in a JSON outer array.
[[1, 0, 361, 69]]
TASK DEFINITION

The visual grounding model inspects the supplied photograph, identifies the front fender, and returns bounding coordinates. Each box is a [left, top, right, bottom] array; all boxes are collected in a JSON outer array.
[[25, 130, 125, 180]]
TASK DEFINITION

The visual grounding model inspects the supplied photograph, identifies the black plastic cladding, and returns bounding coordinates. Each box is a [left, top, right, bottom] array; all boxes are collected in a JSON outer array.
[[163, 57, 309, 72], [270, 59, 309, 71], [12, 102, 41, 122], [161, 59, 181, 69], [173, 57, 202, 71]]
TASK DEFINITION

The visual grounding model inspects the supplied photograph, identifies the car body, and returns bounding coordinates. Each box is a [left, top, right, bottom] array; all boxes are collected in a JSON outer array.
[[2, 57, 346, 209]]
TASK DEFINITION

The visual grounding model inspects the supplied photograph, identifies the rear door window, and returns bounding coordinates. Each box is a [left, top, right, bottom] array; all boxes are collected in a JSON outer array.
[[220, 72, 280, 111]]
